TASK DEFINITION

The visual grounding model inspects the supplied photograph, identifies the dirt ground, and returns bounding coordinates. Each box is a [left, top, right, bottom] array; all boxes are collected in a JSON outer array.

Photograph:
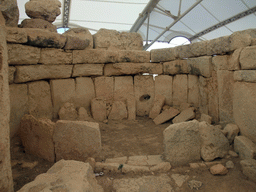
[[11, 117, 256, 191]]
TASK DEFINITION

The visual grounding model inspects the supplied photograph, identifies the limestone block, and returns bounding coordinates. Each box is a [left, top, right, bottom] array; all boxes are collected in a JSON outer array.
[[187, 56, 213, 78], [199, 122, 229, 161], [8, 66, 16, 84], [54, 120, 102, 161], [50, 79, 75, 119], [217, 70, 234, 124], [200, 114, 212, 124], [63, 35, 90, 50], [26, 28, 66, 48], [91, 97, 107, 121], [39, 48, 72, 64], [0, 0, 19, 27], [163, 60, 189, 75], [173, 74, 187, 107], [95, 76, 114, 102], [188, 75, 199, 107], [73, 64, 104, 77], [176, 44, 194, 59], [240, 159, 256, 183], [212, 55, 228, 70], [17, 160, 104, 192], [118, 50, 150, 63], [6, 27, 27, 43], [8, 44, 40, 65], [233, 82, 256, 143], [150, 162, 172, 172], [234, 70, 256, 83], [179, 102, 192, 112], [223, 124, 239, 144], [234, 136, 256, 160], [190, 40, 208, 57], [25, 0, 61, 22], [15, 65, 73, 83], [28, 81, 53, 119], [58, 102, 78, 121], [155, 75, 173, 106], [163, 120, 201, 166], [199, 76, 208, 115], [114, 76, 135, 120], [78, 107, 92, 121], [20, 18, 57, 32], [9, 84, 28, 138], [150, 47, 177, 62], [108, 101, 128, 120], [74, 77, 95, 112], [207, 36, 231, 55], [230, 29, 256, 51], [240, 46, 256, 69], [134, 75, 155, 116], [149, 94, 165, 119], [172, 107, 195, 124], [104, 63, 162, 76], [19, 114, 55, 162], [153, 107, 180, 125], [228, 48, 242, 71], [64, 28, 93, 49]]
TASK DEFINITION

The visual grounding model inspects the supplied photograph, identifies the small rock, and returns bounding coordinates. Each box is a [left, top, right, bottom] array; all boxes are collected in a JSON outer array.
[[58, 102, 78, 121], [226, 161, 235, 169], [228, 150, 239, 157], [210, 164, 228, 175], [78, 107, 92, 121], [223, 124, 240, 144], [162, 105, 170, 111], [200, 113, 212, 124], [103, 119, 108, 124], [21, 161, 38, 169], [188, 180, 203, 190], [171, 174, 189, 187], [240, 159, 256, 182], [86, 157, 96, 170], [215, 125, 223, 130]]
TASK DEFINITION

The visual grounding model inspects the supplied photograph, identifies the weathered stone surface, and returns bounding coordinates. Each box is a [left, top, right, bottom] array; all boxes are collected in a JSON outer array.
[[149, 95, 165, 119], [127, 156, 148, 166], [8, 66, 15, 84], [25, 0, 61, 22], [151, 47, 177, 62], [105, 156, 128, 164], [10, 84, 28, 138], [91, 97, 107, 122], [200, 114, 212, 124], [74, 77, 95, 112], [155, 75, 172, 106], [15, 65, 73, 83], [226, 160, 235, 169], [19, 114, 55, 162], [199, 121, 229, 161], [39, 48, 72, 64], [73, 64, 104, 77], [233, 82, 256, 143], [163, 120, 201, 166], [93, 29, 143, 50], [8, 43, 40, 65], [108, 101, 128, 120], [234, 136, 256, 160], [172, 107, 195, 124], [228, 48, 242, 70], [240, 159, 256, 183], [176, 44, 194, 59], [95, 76, 114, 102], [217, 70, 234, 125], [207, 36, 231, 55], [64, 35, 90, 50], [0, 11, 5, 26], [134, 75, 155, 116], [28, 81, 53, 119], [64, 28, 93, 49], [118, 50, 150, 63], [190, 40, 208, 57], [26, 28, 66, 48], [188, 75, 199, 107], [163, 60, 189, 75], [212, 55, 228, 70], [53, 120, 102, 161], [6, 27, 27, 43], [179, 102, 192, 112], [230, 29, 256, 51], [150, 162, 172, 172], [78, 107, 92, 121], [58, 102, 78, 121], [240, 46, 256, 70], [0, 0, 19, 27], [173, 74, 187, 107], [187, 56, 213, 78], [234, 70, 256, 83], [210, 164, 228, 175], [104, 63, 162, 76], [199, 76, 208, 115], [153, 107, 180, 125], [223, 124, 239, 144], [17, 160, 104, 192], [50, 79, 75, 119], [20, 18, 57, 32]]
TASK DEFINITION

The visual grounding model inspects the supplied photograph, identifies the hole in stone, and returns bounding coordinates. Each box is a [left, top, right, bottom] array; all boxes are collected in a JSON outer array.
[[139, 94, 151, 102]]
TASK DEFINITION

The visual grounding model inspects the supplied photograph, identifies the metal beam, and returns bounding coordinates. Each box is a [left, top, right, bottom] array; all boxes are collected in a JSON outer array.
[[62, 0, 71, 28], [130, 0, 160, 32], [189, 5, 256, 41]]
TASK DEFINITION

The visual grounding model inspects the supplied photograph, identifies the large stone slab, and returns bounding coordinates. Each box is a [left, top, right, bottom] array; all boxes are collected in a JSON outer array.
[[8, 66, 16, 84], [176, 44, 194, 59], [199, 76, 208, 115], [207, 36, 231, 55], [73, 64, 104, 77], [240, 46, 256, 70], [28, 81, 53, 119], [190, 40, 208, 57], [39, 48, 72, 64], [153, 107, 180, 125], [163, 120, 201, 166], [20, 18, 57, 32], [134, 75, 155, 116], [8, 43, 40, 65], [187, 56, 213, 78], [63, 35, 89, 50], [240, 159, 256, 183], [149, 94, 165, 119], [234, 136, 256, 160], [150, 47, 177, 62], [229, 29, 256, 51], [172, 107, 196, 124], [91, 97, 107, 121], [163, 60, 189, 75], [95, 76, 114, 102], [212, 55, 228, 70], [188, 75, 199, 108], [173, 74, 187, 107], [53, 120, 102, 161], [50, 79, 75, 119], [6, 27, 27, 43], [108, 101, 128, 120], [155, 75, 173, 106], [234, 70, 256, 83], [228, 48, 242, 70], [233, 82, 256, 143], [9, 84, 28, 138], [118, 50, 150, 63], [14, 65, 73, 83], [17, 160, 103, 192], [19, 114, 55, 162]]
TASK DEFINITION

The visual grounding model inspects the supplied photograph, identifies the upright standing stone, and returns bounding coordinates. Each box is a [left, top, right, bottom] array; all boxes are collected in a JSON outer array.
[[208, 70, 219, 124], [91, 98, 107, 122], [199, 76, 208, 115], [188, 75, 199, 107], [149, 95, 165, 119], [173, 75, 187, 107], [155, 75, 173, 106], [95, 77, 114, 103]]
